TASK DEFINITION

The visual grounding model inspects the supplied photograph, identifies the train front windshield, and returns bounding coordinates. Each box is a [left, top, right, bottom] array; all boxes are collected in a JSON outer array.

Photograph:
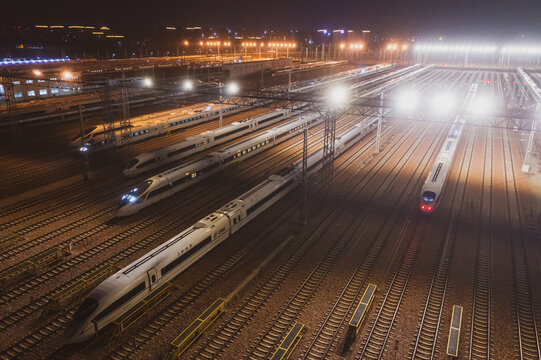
[[125, 159, 139, 170], [64, 297, 99, 338], [422, 191, 436, 204], [72, 127, 97, 142], [118, 180, 152, 206]]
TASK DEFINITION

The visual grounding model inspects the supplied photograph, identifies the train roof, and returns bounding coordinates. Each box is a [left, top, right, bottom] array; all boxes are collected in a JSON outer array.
[[122, 102, 225, 129]]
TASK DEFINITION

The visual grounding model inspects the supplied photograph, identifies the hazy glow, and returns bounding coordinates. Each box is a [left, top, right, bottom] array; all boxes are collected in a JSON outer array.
[[395, 89, 419, 112], [414, 43, 497, 53], [470, 95, 496, 116], [227, 82, 239, 95], [62, 71, 73, 80], [502, 46, 541, 55], [183, 79, 194, 91], [33, 69, 42, 76], [143, 78, 153, 87], [327, 85, 348, 107], [432, 92, 456, 115]]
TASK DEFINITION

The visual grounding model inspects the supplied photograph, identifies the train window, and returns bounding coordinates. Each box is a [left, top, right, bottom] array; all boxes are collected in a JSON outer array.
[[27, 91, 36, 97], [151, 275, 156, 283], [72, 297, 99, 323], [136, 158, 156, 169], [126, 159, 139, 169], [93, 282, 146, 322], [422, 191, 436, 203], [146, 185, 170, 199], [233, 218, 237, 225], [13, 92, 21, 98], [160, 236, 211, 276]]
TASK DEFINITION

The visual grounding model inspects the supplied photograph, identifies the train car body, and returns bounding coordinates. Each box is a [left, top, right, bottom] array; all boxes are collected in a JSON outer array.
[[420, 84, 478, 213], [64, 113, 380, 344], [116, 112, 321, 217], [420, 123, 463, 213], [72, 102, 245, 152], [123, 106, 306, 177]]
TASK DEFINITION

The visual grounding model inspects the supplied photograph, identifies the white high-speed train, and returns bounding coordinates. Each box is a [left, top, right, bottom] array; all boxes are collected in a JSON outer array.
[[64, 113, 380, 344], [123, 105, 308, 177], [420, 84, 478, 213], [419, 122, 464, 213], [71, 102, 246, 153], [116, 112, 321, 217]]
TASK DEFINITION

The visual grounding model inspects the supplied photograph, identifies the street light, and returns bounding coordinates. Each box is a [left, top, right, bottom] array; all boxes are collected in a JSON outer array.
[[143, 77, 153, 87], [226, 82, 239, 95], [327, 85, 348, 108], [33, 69, 42, 76], [183, 79, 194, 91], [62, 71, 73, 80]]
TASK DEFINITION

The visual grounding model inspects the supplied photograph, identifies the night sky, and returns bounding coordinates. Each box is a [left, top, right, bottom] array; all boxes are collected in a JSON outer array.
[[3, 0, 541, 37]]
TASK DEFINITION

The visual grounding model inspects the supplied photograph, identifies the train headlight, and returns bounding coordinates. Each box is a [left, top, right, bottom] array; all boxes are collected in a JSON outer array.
[[121, 194, 138, 204], [80, 146, 89, 152]]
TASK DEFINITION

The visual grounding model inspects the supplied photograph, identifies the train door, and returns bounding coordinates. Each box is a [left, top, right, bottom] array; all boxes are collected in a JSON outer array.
[[229, 209, 242, 234], [147, 268, 158, 291]]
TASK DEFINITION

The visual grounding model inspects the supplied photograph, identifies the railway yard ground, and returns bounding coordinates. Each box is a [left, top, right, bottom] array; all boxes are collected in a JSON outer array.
[[0, 64, 540, 360]]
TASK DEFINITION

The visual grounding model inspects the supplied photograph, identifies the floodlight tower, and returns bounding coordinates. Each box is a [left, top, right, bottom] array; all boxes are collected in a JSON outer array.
[[321, 85, 347, 199]]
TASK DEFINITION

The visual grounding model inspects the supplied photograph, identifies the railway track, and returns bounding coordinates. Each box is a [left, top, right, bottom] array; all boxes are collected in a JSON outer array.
[[0, 113, 366, 357], [300, 128, 446, 360], [408, 127, 477, 360], [245, 120, 446, 360], [468, 127, 493, 360], [103, 117, 404, 360], [502, 129, 541, 360], [0, 114, 357, 268], [191, 122, 430, 360], [299, 69, 474, 360]]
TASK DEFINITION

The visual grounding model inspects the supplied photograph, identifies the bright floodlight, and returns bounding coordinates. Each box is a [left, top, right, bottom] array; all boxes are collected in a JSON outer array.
[[395, 89, 419, 112], [143, 78, 153, 87], [33, 69, 42, 76], [431, 92, 456, 115], [470, 95, 495, 116], [183, 79, 194, 91], [62, 71, 73, 80], [227, 82, 239, 95], [327, 85, 348, 107]]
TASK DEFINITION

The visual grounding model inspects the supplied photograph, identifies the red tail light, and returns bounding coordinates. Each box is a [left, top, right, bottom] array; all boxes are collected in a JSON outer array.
[[421, 205, 426, 210], [427, 206, 433, 211]]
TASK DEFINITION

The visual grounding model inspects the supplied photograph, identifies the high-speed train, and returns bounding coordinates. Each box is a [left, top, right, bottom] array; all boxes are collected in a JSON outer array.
[[419, 122, 464, 213], [123, 105, 308, 177], [420, 84, 478, 213], [71, 102, 246, 153], [64, 113, 380, 344], [117, 112, 321, 216]]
